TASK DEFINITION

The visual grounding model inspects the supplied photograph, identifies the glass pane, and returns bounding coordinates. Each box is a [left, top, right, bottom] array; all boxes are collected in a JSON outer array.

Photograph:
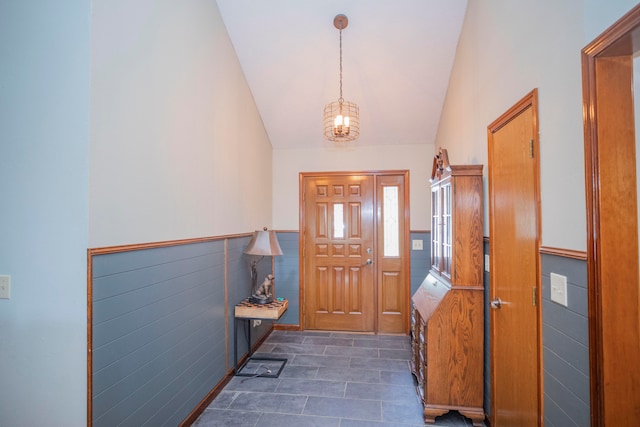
[[431, 186, 440, 270], [383, 186, 399, 257], [333, 203, 344, 238], [442, 184, 452, 277]]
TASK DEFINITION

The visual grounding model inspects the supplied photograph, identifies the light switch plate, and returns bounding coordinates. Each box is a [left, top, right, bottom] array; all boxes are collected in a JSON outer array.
[[412, 239, 423, 250], [550, 272, 568, 307], [0, 275, 10, 299]]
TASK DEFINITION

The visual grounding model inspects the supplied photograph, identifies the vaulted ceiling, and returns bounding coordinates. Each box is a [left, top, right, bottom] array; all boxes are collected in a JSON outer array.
[[216, 0, 468, 149]]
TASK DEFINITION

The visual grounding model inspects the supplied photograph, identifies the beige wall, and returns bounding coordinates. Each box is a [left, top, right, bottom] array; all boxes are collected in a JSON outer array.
[[437, 0, 581, 250], [272, 143, 434, 231], [89, 0, 273, 247], [436, 0, 640, 251]]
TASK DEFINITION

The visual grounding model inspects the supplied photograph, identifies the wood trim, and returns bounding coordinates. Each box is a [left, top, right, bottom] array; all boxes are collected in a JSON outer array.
[[300, 169, 411, 177], [224, 239, 229, 371], [87, 233, 253, 256], [539, 246, 587, 260], [178, 370, 234, 427], [274, 323, 302, 331], [299, 170, 411, 333], [86, 249, 93, 427], [298, 173, 305, 330], [582, 5, 640, 425], [487, 90, 538, 133], [403, 170, 412, 333], [177, 324, 276, 426]]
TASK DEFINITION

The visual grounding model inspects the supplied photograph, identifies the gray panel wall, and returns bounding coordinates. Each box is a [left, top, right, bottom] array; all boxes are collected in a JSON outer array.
[[410, 231, 431, 295], [274, 231, 300, 325], [91, 237, 271, 427], [542, 254, 590, 427]]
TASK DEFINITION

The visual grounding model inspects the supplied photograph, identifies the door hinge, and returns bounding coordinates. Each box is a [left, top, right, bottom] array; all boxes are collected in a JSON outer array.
[[532, 286, 537, 306], [529, 140, 534, 158]]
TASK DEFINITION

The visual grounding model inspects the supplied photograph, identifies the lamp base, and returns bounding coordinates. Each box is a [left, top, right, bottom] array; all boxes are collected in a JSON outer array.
[[249, 295, 274, 305]]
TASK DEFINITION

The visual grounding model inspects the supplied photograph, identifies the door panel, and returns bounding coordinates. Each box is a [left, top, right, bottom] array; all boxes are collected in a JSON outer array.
[[488, 90, 541, 426], [304, 175, 375, 331]]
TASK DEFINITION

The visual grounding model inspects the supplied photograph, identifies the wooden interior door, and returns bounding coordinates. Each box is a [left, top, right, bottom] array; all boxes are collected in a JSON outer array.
[[488, 90, 541, 426], [303, 175, 375, 331]]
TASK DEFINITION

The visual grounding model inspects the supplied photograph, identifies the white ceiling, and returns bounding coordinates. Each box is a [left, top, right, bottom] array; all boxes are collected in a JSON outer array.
[[216, 0, 467, 149]]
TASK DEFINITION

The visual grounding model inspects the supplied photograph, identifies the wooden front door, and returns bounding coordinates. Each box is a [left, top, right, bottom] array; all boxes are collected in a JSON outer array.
[[302, 172, 409, 333], [488, 90, 541, 426]]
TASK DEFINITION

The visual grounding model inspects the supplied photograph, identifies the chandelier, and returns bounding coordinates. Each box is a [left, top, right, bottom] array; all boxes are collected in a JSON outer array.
[[324, 14, 360, 142]]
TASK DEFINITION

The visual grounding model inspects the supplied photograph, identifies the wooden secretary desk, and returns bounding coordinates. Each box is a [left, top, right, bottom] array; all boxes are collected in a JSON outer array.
[[410, 148, 485, 426]]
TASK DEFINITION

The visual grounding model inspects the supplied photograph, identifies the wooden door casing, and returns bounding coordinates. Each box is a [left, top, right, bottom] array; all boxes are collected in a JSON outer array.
[[582, 5, 640, 423], [488, 89, 542, 426], [301, 172, 409, 333]]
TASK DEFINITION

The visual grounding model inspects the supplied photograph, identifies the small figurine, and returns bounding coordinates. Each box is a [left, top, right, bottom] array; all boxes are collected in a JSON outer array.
[[251, 274, 274, 304]]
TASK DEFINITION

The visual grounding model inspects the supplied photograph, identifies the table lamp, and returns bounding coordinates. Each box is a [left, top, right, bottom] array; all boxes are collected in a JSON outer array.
[[244, 227, 283, 304]]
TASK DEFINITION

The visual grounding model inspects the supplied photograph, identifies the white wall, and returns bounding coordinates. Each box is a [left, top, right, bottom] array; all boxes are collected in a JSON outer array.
[[272, 143, 434, 231], [0, 2, 90, 426], [89, 0, 273, 247], [435, 0, 639, 251], [584, 0, 640, 41]]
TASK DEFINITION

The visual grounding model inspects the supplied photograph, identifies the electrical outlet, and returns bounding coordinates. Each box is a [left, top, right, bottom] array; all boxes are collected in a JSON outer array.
[[0, 275, 11, 299], [484, 255, 490, 272], [412, 239, 423, 250], [550, 273, 568, 307]]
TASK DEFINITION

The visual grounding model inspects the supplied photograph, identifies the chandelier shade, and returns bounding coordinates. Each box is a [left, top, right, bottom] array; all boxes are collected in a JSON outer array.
[[324, 14, 360, 143], [324, 100, 360, 141]]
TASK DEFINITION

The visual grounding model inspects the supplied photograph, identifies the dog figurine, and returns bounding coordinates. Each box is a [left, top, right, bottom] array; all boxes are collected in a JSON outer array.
[[252, 274, 274, 303]]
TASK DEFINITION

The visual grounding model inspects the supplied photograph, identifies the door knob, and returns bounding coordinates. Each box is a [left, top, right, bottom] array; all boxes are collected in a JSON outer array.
[[364, 259, 373, 265], [490, 297, 503, 310]]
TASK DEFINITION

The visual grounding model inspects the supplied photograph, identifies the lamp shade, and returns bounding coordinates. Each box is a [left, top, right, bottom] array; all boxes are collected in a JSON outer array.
[[244, 229, 283, 256]]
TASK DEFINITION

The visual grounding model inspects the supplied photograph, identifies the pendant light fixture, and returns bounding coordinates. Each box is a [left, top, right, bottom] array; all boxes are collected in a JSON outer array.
[[324, 14, 360, 142]]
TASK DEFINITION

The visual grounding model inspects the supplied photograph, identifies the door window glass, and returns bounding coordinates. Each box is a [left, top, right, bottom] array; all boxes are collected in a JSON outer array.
[[383, 186, 399, 257]]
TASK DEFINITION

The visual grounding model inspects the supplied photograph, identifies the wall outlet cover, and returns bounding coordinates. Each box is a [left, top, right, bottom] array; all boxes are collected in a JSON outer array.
[[0, 275, 10, 299], [550, 272, 568, 307]]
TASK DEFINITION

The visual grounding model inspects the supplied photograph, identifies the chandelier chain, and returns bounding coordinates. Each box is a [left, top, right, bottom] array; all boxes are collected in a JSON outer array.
[[339, 23, 343, 103]]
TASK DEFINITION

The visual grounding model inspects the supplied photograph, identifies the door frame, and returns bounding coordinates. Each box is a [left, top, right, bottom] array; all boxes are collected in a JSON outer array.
[[487, 89, 543, 425], [582, 4, 640, 425], [298, 170, 411, 333]]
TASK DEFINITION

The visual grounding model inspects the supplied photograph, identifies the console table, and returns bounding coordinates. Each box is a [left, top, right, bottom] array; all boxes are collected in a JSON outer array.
[[233, 298, 288, 378]]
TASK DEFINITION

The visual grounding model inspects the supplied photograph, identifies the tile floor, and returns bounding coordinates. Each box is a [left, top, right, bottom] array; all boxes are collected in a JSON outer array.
[[193, 330, 482, 427]]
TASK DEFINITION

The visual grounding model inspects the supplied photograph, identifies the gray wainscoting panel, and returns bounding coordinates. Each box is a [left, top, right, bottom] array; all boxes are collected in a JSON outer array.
[[91, 240, 226, 427], [541, 253, 589, 427], [275, 231, 300, 325], [410, 231, 431, 295]]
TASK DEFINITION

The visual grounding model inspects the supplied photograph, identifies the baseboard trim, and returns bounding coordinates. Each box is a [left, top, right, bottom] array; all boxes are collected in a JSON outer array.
[[178, 369, 234, 427], [274, 323, 302, 331]]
